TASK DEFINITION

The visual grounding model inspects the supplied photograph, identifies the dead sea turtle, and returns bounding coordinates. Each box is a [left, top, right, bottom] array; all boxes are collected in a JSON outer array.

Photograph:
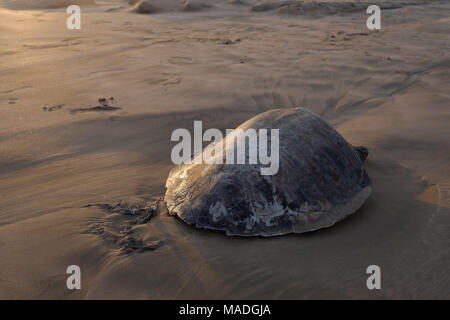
[[165, 107, 371, 236]]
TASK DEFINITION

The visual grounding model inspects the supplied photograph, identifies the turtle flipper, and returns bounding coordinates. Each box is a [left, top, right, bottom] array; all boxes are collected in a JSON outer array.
[[354, 146, 369, 162]]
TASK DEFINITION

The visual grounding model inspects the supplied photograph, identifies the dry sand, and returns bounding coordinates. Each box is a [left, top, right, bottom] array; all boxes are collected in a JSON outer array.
[[0, 0, 449, 299]]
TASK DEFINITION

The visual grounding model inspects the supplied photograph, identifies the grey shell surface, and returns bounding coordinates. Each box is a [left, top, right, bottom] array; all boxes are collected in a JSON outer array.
[[165, 108, 371, 236]]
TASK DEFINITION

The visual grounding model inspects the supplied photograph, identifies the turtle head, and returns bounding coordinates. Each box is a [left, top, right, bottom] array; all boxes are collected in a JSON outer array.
[[354, 146, 369, 162]]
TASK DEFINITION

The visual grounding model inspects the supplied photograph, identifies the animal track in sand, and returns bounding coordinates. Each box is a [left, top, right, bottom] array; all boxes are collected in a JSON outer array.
[[83, 199, 164, 255], [250, 1, 425, 15], [8, 98, 18, 105], [71, 97, 121, 114], [162, 77, 182, 86], [327, 30, 369, 43], [168, 56, 195, 65], [222, 38, 242, 45], [0, 86, 32, 95], [22, 41, 81, 50], [43, 104, 64, 112]]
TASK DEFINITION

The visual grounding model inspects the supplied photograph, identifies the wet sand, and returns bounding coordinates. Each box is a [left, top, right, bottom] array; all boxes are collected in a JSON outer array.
[[0, 0, 449, 299]]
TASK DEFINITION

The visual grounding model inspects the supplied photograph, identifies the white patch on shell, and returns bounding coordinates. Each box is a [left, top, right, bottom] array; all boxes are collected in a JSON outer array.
[[210, 202, 228, 222], [245, 195, 291, 230]]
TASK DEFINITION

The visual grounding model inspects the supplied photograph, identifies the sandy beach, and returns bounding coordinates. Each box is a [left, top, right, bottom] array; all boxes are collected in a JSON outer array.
[[0, 0, 449, 299]]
